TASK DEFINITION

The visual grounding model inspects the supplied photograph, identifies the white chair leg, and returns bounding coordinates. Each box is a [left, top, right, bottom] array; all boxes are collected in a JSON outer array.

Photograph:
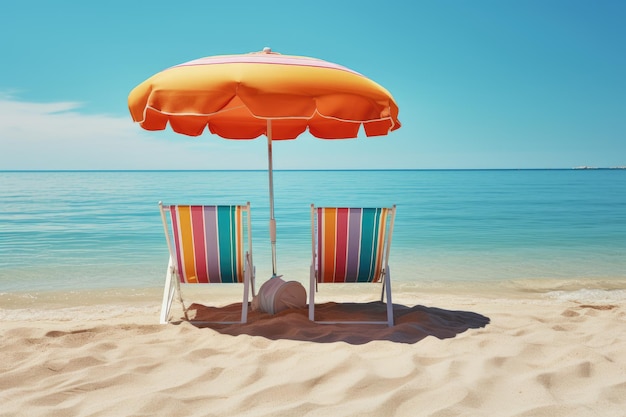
[[241, 254, 251, 323], [160, 258, 176, 324], [384, 266, 393, 327], [246, 254, 256, 297], [380, 277, 385, 302], [176, 280, 190, 321], [308, 264, 316, 321]]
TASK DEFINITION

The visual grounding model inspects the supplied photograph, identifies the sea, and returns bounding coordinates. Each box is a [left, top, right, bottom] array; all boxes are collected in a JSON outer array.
[[1, 169, 626, 311]]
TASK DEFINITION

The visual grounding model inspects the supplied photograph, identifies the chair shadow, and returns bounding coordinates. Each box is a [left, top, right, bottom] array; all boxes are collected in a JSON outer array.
[[183, 302, 490, 345]]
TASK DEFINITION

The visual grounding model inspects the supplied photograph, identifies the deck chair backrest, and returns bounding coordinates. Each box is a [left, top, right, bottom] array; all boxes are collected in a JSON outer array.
[[166, 205, 249, 284], [313, 206, 395, 284]]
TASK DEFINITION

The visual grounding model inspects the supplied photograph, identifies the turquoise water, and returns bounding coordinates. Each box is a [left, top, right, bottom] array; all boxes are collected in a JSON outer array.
[[1, 170, 625, 295]]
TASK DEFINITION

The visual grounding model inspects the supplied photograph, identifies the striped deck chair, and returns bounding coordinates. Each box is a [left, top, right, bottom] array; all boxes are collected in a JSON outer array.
[[309, 204, 396, 326], [158, 202, 255, 324]]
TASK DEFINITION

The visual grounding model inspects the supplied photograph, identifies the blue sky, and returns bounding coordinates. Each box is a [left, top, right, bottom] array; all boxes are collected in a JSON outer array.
[[1, 0, 624, 170]]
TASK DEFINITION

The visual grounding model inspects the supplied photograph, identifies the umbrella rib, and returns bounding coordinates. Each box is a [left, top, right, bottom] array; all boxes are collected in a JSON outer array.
[[143, 105, 395, 125], [314, 111, 395, 124], [142, 103, 249, 119]]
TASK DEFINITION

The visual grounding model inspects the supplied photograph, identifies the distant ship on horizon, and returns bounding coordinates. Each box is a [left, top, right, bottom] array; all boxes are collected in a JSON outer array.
[[573, 166, 626, 170]]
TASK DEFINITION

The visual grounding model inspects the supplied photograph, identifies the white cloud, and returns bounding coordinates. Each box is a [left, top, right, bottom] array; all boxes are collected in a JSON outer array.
[[0, 96, 274, 170], [0, 98, 133, 141]]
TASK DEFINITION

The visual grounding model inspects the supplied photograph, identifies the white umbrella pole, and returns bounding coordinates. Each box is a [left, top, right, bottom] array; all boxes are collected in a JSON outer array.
[[267, 120, 278, 277]]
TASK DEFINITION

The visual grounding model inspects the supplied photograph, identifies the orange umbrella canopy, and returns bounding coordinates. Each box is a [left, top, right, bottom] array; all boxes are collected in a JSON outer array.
[[128, 48, 401, 140]]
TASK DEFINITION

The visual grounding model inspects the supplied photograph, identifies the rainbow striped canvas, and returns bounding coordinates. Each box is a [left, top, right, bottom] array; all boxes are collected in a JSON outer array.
[[315, 207, 390, 283], [169, 205, 245, 284]]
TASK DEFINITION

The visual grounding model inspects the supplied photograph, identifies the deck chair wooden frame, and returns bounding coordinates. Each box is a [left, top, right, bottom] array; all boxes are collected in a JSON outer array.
[[159, 202, 255, 324], [309, 204, 396, 327]]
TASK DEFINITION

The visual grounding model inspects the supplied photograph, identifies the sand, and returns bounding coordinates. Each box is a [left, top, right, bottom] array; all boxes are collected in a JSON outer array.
[[1, 285, 625, 417]]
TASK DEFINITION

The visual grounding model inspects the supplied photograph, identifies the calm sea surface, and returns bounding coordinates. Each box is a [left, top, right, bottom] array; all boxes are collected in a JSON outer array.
[[1, 170, 625, 298]]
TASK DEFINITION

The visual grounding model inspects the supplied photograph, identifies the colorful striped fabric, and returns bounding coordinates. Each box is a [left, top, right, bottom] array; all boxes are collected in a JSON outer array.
[[316, 207, 390, 283], [169, 205, 244, 284]]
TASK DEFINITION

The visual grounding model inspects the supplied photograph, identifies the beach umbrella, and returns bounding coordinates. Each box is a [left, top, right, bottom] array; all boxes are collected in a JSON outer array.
[[128, 47, 401, 278]]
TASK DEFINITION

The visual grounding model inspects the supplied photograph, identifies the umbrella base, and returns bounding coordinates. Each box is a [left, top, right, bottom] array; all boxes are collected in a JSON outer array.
[[254, 277, 306, 315]]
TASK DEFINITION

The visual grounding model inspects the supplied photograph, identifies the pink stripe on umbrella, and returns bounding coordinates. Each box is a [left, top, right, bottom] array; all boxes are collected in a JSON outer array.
[[174, 50, 362, 76]]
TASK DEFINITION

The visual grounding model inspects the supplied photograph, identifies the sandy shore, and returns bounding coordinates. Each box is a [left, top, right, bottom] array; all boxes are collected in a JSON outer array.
[[1, 285, 625, 417]]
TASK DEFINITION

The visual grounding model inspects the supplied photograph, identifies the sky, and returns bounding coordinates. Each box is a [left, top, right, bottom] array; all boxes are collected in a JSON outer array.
[[1, 0, 624, 170]]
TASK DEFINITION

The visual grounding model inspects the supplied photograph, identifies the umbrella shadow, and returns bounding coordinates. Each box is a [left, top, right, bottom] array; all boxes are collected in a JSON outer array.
[[182, 302, 490, 345]]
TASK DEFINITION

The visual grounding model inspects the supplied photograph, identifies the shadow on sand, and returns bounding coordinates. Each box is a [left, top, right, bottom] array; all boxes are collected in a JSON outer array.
[[180, 302, 490, 345]]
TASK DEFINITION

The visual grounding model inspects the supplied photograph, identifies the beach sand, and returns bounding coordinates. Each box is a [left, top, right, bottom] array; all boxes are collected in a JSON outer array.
[[1, 285, 625, 417]]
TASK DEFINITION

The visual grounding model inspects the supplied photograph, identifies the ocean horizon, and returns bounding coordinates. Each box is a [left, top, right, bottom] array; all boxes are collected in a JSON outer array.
[[3, 167, 626, 172]]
